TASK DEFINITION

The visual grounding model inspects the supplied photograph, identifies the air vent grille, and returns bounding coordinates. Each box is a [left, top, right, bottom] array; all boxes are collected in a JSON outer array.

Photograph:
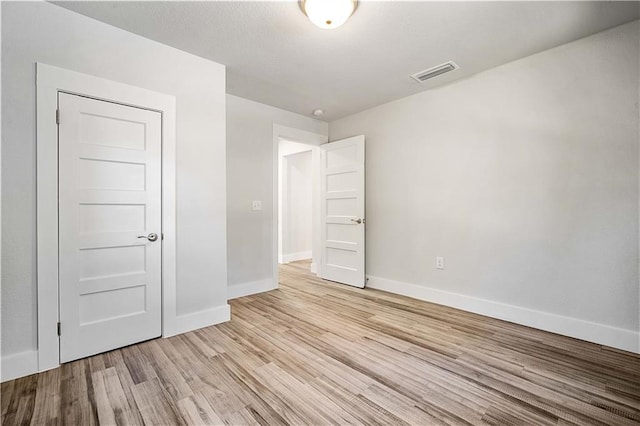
[[411, 61, 459, 83]]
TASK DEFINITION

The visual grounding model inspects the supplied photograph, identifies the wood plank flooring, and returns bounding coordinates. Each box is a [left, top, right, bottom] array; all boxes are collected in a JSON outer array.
[[3, 260, 640, 425]]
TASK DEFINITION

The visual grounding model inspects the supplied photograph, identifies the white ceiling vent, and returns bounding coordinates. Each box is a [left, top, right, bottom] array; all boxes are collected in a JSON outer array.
[[411, 61, 459, 83]]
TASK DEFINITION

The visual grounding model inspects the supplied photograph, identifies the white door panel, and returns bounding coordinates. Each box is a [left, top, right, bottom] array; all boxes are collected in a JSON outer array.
[[319, 136, 365, 288], [58, 93, 162, 363]]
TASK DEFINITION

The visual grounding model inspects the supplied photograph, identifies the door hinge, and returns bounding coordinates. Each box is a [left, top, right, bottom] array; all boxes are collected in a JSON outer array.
[[55, 109, 60, 125], [57, 321, 61, 336]]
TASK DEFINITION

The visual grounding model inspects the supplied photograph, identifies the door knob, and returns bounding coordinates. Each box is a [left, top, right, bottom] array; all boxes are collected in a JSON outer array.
[[350, 218, 364, 224], [137, 233, 158, 242]]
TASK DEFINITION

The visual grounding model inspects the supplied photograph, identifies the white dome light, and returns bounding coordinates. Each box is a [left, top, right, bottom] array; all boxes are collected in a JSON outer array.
[[301, 0, 357, 30]]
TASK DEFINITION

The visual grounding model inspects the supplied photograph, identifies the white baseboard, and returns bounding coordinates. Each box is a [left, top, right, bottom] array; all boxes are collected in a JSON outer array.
[[228, 279, 277, 300], [310, 262, 317, 274], [366, 275, 639, 354], [164, 304, 231, 338], [282, 251, 312, 263], [1, 350, 38, 382]]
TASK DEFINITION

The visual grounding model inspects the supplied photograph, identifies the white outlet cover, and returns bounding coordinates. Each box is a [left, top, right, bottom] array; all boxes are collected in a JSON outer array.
[[436, 257, 444, 269], [252, 200, 262, 211]]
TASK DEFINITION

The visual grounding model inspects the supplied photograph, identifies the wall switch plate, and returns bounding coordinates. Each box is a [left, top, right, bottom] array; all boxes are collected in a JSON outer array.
[[436, 256, 444, 269], [252, 200, 262, 211]]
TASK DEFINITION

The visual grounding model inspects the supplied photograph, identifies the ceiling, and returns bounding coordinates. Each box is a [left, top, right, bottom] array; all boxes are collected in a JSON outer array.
[[54, 1, 639, 122]]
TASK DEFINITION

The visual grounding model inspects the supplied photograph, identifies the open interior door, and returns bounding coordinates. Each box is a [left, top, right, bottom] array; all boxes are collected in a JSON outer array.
[[319, 135, 365, 288]]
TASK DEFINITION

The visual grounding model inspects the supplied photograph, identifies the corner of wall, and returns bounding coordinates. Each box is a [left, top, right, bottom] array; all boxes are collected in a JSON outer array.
[[281, 251, 313, 264], [228, 278, 278, 300], [163, 304, 231, 338]]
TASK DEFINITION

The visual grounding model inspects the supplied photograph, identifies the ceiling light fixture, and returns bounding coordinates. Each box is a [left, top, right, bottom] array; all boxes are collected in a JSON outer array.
[[300, 0, 358, 30], [312, 108, 324, 117]]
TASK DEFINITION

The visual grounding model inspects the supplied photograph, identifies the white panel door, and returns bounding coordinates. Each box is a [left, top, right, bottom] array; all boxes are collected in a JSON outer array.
[[58, 93, 162, 363], [319, 135, 365, 288]]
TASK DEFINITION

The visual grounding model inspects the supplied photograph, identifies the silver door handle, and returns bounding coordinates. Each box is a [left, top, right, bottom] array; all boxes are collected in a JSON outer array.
[[137, 233, 158, 242], [350, 218, 365, 224]]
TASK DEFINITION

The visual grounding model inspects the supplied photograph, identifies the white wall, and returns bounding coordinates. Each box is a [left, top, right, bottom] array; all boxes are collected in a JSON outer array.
[[330, 21, 640, 352], [226, 95, 327, 295], [1, 1, 228, 376], [281, 149, 313, 262]]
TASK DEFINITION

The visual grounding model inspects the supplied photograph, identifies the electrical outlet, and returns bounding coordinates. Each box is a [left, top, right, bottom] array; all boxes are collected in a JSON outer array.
[[436, 256, 444, 270], [252, 200, 262, 211]]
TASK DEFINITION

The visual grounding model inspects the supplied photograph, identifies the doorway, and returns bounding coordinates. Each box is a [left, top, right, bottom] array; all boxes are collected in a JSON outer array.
[[36, 63, 177, 373], [279, 141, 314, 269], [272, 130, 366, 290], [271, 125, 327, 287]]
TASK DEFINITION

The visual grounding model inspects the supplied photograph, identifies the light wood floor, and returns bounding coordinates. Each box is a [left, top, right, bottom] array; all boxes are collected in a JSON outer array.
[[3, 260, 640, 425]]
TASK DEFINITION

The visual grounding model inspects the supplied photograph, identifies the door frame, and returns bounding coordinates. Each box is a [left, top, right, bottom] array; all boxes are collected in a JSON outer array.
[[272, 125, 327, 287], [36, 63, 177, 372]]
